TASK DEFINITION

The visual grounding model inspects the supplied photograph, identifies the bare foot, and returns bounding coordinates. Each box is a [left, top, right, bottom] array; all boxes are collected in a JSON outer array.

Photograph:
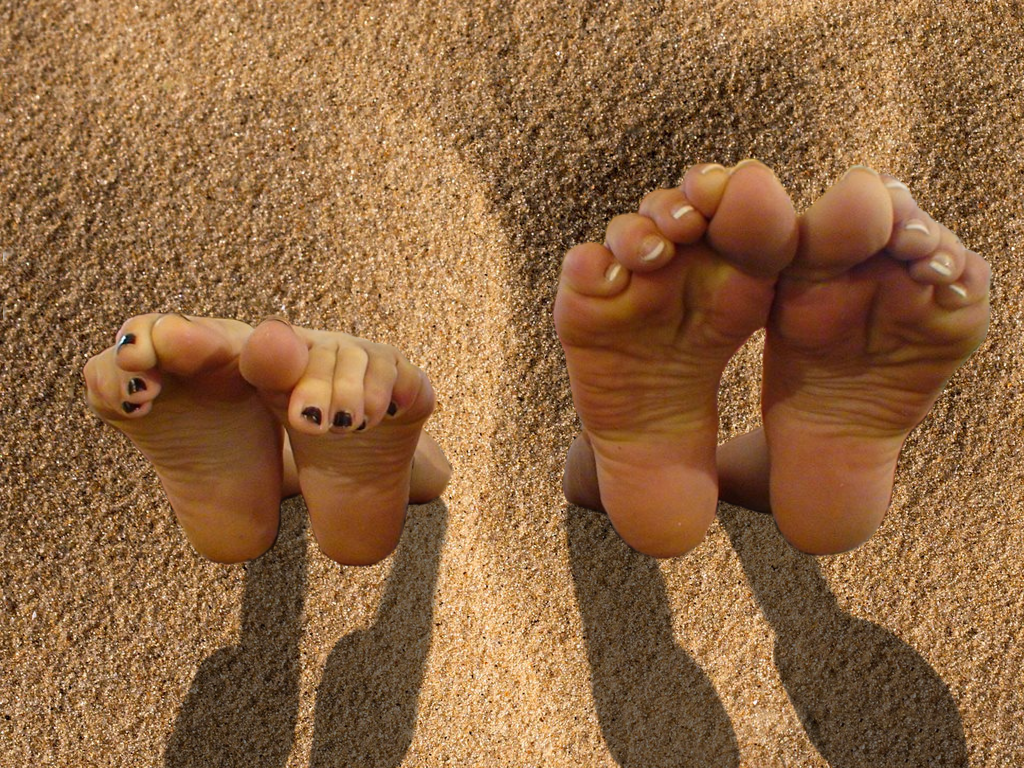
[[555, 160, 798, 557], [762, 167, 991, 553], [239, 320, 441, 566], [83, 314, 284, 563]]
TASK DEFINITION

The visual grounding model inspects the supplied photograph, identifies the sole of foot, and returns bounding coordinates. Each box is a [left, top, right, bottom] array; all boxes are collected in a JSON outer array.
[[83, 314, 284, 563], [763, 167, 990, 554], [555, 160, 798, 557], [239, 319, 436, 566]]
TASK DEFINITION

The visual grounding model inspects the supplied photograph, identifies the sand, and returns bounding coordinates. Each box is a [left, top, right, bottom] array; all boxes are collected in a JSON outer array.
[[2, 0, 1023, 765]]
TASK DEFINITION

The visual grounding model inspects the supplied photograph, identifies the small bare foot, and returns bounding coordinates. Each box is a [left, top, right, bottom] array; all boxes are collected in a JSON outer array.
[[555, 160, 798, 557], [83, 315, 284, 563], [239, 320, 439, 566], [763, 167, 990, 554]]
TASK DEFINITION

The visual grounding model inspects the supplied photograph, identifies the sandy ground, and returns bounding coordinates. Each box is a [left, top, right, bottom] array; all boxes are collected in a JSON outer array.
[[2, 1, 1023, 765]]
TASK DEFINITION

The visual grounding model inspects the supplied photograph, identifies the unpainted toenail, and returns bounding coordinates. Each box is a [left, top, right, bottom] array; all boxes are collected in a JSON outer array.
[[604, 263, 623, 282], [641, 240, 665, 262], [333, 411, 353, 428], [929, 253, 954, 278], [301, 406, 322, 426], [122, 401, 141, 414], [671, 204, 695, 220], [885, 180, 911, 192], [127, 378, 147, 395], [844, 164, 879, 178], [700, 164, 727, 176], [949, 283, 969, 299], [904, 219, 931, 235], [116, 333, 136, 352]]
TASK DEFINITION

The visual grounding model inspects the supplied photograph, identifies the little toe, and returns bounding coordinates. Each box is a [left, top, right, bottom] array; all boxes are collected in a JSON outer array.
[[357, 348, 400, 429], [391, 356, 434, 419], [605, 213, 676, 271], [934, 250, 991, 312], [559, 242, 632, 298], [83, 349, 133, 419], [793, 165, 892, 279], [638, 188, 708, 245]]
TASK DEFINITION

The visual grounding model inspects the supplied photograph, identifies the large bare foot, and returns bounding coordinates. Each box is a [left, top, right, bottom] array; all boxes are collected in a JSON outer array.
[[239, 320, 442, 566], [763, 167, 991, 553], [83, 315, 284, 563], [555, 160, 798, 557]]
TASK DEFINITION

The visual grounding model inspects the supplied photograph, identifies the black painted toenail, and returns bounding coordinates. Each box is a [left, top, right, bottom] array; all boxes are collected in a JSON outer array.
[[356, 419, 368, 431], [127, 378, 147, 395], [122, 401, 141, 414], [333, 411, 353, 428], [387, 401, 398, 417], [301, 406, 322, 426], [116, 333, 136, 352]]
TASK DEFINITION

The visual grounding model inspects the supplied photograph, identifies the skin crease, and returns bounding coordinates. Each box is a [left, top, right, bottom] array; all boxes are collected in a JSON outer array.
[[84, 314, 451, 565], [555, 162, 989, 557]]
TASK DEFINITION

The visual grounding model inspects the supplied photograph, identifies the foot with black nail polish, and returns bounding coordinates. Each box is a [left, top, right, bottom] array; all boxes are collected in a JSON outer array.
[[83, 314, 286, 563], [239, 320, 450, 565]]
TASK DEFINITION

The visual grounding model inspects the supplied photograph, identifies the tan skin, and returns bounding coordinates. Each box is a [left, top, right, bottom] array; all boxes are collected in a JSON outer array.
[[555, 161, 989, 557]]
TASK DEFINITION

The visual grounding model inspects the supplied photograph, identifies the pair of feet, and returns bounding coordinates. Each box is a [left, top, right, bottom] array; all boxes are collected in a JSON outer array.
[[83, 316, 450, 565], [556, 160, 989, 557], [84, 160, 989, 564]]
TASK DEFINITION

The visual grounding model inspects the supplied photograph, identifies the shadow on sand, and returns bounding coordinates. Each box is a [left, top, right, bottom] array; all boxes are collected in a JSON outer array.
[[308, 501, 447, 767], [566, 506, 740, 768], [164, 498, 307, 767], [164, 499, 447, 768], [718, 504, 968, 768]]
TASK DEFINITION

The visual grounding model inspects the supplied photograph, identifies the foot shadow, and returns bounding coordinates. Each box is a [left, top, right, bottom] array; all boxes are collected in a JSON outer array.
[[308, 501, 448, 768], [566, 506, 739, 768], [718, 505, 968, 767], [164, 497, 307, 767]]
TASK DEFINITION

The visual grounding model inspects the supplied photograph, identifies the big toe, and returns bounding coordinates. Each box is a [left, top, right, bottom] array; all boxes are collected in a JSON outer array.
[[793, 166, 893, 279], [239, 319, 310, 392], [685, 159, 799, 278]]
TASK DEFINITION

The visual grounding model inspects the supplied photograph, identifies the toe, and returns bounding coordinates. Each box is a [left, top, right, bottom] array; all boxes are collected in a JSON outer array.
[[239, 319, 309, 392], [605, 213, 676, 271], [706, 159, 798, 278], [84, 349, 131, 419], [935, 249, 991, 312], [391, 357, 434, 420], [886, 211, 943, 262], [119, 372, 161, 415], [638, 188, 708, 245], [359, 347, 400, 428], [793, 165, 891, 279], [150, 314, 249, 377], [906, 227, 967, 286], [288, 345, 338, 434], [682, 163, 732, 217], [558, 242, 631, 299], [113, 314, 162, 372], [327, 344, 370, 432]]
